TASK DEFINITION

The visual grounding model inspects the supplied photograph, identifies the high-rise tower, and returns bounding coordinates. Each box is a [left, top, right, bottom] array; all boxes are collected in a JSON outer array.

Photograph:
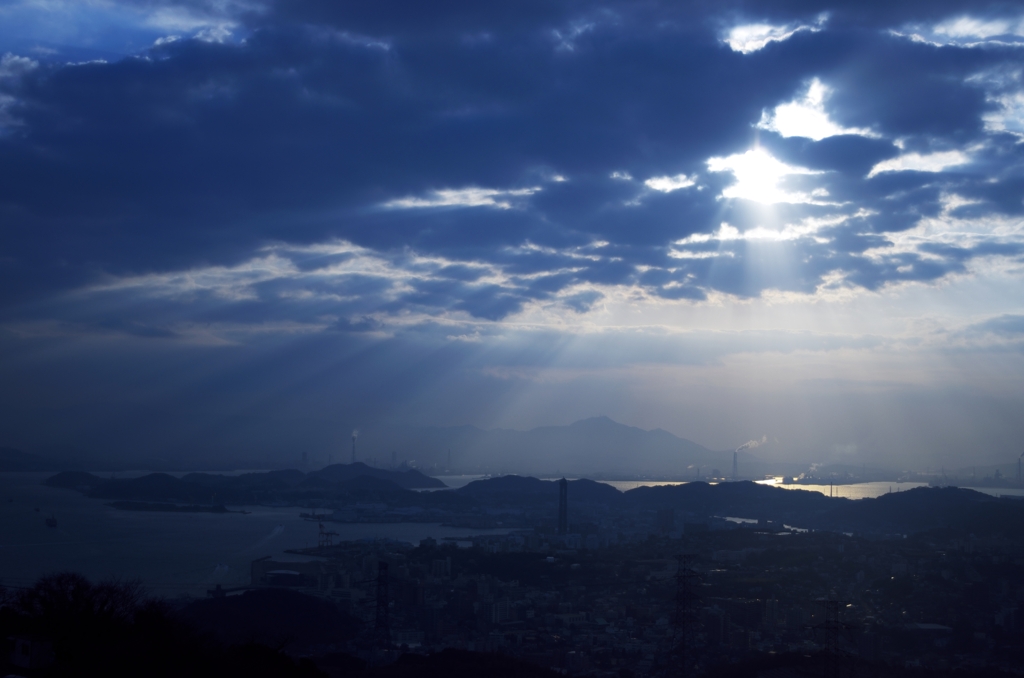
[[732, 450, 738, 481], [557, 478, 568, 535]]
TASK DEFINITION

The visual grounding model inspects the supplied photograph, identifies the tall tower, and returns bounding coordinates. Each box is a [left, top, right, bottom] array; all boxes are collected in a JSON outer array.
[[732, 450, 738, 481], [558, 478, 568, 535], [351, 435, 356, 464]]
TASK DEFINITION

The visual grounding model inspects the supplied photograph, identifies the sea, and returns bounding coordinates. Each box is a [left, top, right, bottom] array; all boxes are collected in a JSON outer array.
[[0, 472, 507, 599]]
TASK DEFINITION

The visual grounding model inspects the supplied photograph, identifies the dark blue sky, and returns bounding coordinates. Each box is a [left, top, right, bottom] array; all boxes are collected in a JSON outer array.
[[1, 0, 1023, 469]]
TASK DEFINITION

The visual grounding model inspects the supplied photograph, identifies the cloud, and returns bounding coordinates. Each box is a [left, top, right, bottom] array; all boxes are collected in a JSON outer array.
[[758, 78, 876, 141], [382, 186, 541, 210], [896, 15, 1024, 48], [644, 174, 696, 193], [935, 16, 1024, 41], [967, 315, 1024, 338], [706, 148, 824, 204], [0, 4, 1016, 317], [0, 52, 37, 79], [0, 0, 250, 63], [723, 16, 826, 54], [867, 149, 972, 177], [1, 0, 1024, 465], [981, 91, 1024, 138]]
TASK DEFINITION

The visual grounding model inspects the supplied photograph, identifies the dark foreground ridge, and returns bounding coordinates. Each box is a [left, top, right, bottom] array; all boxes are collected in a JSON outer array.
[[0, 573, 324, 678], [0, 572, 564, 677], [5, 527, 1023, 678]]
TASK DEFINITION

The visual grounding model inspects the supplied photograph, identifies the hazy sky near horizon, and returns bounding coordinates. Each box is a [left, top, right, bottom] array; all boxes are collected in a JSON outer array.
[[1, 0, 1023, 469]]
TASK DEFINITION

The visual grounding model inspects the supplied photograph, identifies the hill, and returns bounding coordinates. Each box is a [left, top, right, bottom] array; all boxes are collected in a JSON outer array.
[[44, 463, 450, 506], [313, 462, 444, 489], [460, 476, 1024, 538]]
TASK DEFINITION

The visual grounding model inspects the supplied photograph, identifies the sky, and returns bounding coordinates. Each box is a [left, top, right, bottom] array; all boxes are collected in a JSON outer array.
[[1, 0, 1023, 470]]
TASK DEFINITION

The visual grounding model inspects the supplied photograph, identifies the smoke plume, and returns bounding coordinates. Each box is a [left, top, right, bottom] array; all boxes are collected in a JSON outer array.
[[736, 435, 768, 452]]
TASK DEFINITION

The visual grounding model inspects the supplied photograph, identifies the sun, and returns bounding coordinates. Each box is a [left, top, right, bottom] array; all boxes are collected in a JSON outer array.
[[707, 147, 822, 205]]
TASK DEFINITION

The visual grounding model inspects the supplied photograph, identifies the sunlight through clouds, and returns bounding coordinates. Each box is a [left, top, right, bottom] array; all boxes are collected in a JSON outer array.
[[758, 78, 875, 141], [672, 216, 841, 249], [707, 148, 823, 204], [2, 0, 1024, 470]]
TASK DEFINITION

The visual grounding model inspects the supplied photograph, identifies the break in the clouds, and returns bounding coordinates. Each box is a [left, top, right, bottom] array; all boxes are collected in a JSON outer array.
[[1, 0, 1024, 467], [757, 78, 876, 141]]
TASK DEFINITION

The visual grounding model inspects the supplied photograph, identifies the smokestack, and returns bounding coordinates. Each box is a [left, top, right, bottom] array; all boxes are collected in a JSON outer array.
[[732, 450, 738, 481], [351, 434, 356, 464], [557, 478, 568, 536]]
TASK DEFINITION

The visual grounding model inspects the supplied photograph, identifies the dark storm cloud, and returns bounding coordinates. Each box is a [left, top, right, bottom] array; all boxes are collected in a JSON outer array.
[[0, 0, 1022, 329]]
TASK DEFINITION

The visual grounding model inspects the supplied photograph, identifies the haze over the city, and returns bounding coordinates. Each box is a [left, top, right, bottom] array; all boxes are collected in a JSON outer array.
[[2, 0, 1024, 473]]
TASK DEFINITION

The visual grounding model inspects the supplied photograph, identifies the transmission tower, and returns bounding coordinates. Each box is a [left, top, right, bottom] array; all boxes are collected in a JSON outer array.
[[812, 592, 849, 678], [674, 553, 701, 678], [373, 561, 391, 651]]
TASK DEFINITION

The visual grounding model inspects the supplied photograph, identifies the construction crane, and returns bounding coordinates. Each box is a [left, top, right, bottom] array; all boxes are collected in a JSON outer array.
[[318, 522, 339, 549]]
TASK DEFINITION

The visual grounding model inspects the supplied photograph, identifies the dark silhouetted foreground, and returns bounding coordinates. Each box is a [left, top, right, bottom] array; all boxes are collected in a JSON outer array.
[[0, 573, 323, 677], [0, 573, 563, 678]]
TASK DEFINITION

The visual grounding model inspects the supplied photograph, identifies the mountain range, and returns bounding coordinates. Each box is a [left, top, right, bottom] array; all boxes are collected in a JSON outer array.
[[360, 416, 783, 478]]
